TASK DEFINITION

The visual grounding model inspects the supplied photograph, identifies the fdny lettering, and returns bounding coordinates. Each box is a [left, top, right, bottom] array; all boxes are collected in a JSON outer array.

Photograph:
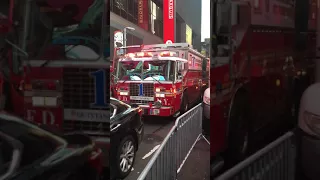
[[26, 110, 55, 125], [90, 69, 108, 108], [138, 84, 144, 96], [26, 110, 36, 121], [168, 0, 174, 19], [42, 110, 55, 125]]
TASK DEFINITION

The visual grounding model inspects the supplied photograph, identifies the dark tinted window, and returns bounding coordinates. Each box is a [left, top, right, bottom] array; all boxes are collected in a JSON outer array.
[[0, 119, 62, 167], [111, 99, 129, 115]]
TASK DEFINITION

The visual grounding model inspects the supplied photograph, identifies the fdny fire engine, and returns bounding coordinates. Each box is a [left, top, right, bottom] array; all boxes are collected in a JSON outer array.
[[210, 0, 317, 175], [115, 43, 209, 117], [0, 0, 109, 170], [111, 45, 143, 97]]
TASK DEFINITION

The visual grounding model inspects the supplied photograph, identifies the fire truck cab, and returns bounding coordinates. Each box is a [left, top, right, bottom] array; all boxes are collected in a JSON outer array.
[[111, 45, 143, 97], [115, 43, 209, 117], [0, 0, 110, 169]]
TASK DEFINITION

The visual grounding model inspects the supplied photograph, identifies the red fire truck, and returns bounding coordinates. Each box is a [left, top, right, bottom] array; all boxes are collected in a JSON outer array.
[[210, 0, 317, 175], [114, 43, 209, 117], [111, 45, 143, 97], [0, 0, 109, 171]]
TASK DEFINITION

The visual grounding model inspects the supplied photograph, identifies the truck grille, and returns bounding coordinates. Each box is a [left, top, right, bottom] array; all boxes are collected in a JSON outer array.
[[129, 83, 154, 104], [63, 67, 109, 109], [63, 67, 109, 135]]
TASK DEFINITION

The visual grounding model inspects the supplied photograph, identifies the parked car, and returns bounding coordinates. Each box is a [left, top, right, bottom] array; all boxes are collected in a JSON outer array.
[[203, 87, 210, 135], [298, 82, 320, 180], [110, 98, 144, 179], [0, 113, 103, 180]]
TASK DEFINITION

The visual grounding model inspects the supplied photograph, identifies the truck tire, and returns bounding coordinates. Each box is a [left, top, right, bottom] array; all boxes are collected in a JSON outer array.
[[180, 95, 189, 115], [226, 92, 251, 164]]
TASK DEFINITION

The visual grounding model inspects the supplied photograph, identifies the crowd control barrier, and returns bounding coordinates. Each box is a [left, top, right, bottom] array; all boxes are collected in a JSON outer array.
[[137, 103, 209, 180], [215, 131, 296, 180]]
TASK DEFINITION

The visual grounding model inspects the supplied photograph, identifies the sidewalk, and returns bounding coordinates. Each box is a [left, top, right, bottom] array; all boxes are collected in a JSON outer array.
[[177, 137, 210, 180]]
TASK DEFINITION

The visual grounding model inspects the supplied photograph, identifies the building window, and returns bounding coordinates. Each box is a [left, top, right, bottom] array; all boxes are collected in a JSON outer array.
[[110, 0, 138, 24], [149, 0, 163, 38]]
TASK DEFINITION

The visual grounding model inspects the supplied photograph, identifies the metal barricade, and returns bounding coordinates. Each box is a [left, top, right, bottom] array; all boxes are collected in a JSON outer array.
[[137, 103, 205, 180], [215, 131, 296, 180]]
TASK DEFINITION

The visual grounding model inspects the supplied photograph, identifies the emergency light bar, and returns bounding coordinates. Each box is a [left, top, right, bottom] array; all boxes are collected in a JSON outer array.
[[123, 51, 178, 59], [136, 52, 153, 57]]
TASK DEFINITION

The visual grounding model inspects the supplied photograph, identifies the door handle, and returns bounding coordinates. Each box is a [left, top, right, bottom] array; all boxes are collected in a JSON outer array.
[[111, 124, 121, 132]]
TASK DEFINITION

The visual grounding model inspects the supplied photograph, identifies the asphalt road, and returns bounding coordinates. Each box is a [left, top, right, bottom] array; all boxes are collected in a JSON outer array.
[[177, 137, 210, 180], [124, 116, 175, 180], [124, 104, 209, 180]]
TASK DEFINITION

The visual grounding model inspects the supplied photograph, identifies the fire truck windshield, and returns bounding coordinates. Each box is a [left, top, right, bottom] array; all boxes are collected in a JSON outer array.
[[117, 60, 175, 82], [23, 1, 104, 61]]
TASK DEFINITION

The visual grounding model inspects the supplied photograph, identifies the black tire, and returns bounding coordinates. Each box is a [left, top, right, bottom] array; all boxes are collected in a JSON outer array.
[[113, 135, 136, 179], [226, 92, 251, 164], [180, 95, 189, 114]]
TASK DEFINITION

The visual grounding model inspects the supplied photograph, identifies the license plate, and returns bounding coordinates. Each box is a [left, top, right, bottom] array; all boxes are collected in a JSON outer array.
[[130, 96, 154, 101], [150, 109, 160, 115]]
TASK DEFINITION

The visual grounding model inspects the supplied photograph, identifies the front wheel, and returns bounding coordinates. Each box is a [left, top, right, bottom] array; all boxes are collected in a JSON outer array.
[[114, 136, 136, 179], [180, 95, 189, 114], [226, 93, 251, 164]]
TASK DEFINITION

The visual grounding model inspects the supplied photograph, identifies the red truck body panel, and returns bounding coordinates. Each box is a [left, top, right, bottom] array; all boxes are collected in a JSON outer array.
[[210, 0, 317, 158]]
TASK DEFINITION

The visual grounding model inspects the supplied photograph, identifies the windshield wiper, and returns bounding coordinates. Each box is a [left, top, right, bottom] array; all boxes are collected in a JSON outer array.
[[40, 45, 79, 67], [119, 72, 141, 84], [146, 75, 162, 84]]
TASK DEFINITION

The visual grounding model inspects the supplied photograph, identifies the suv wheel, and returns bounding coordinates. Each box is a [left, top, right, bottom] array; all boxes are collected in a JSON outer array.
[[115, 136, 136, 179]]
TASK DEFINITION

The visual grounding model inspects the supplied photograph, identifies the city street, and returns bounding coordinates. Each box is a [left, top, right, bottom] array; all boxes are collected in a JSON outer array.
[[177, 137, 210, 180], [124, 111, 210, 180], [124, 117, 174, 180]]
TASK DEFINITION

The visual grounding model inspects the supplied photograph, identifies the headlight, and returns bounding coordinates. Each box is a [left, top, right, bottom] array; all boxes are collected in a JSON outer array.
[[119, 91, 129, 96], [32, 97, 58, 107], [304, 111, 320, 136], [203, 96, 210, 105], [155, 93, 165, 97]]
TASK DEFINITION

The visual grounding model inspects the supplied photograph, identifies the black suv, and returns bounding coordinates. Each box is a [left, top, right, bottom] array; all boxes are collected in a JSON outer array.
[[0, 113, 103, 180]]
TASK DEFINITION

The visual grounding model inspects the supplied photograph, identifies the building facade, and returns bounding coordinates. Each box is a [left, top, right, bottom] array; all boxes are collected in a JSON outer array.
[[110, 0, 163, 58], [176, 0, 202, 51], [110, 0, 202, 58]]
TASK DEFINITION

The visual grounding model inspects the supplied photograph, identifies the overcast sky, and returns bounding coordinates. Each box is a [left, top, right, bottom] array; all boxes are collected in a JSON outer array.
[[201, 0, 210, 42]]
